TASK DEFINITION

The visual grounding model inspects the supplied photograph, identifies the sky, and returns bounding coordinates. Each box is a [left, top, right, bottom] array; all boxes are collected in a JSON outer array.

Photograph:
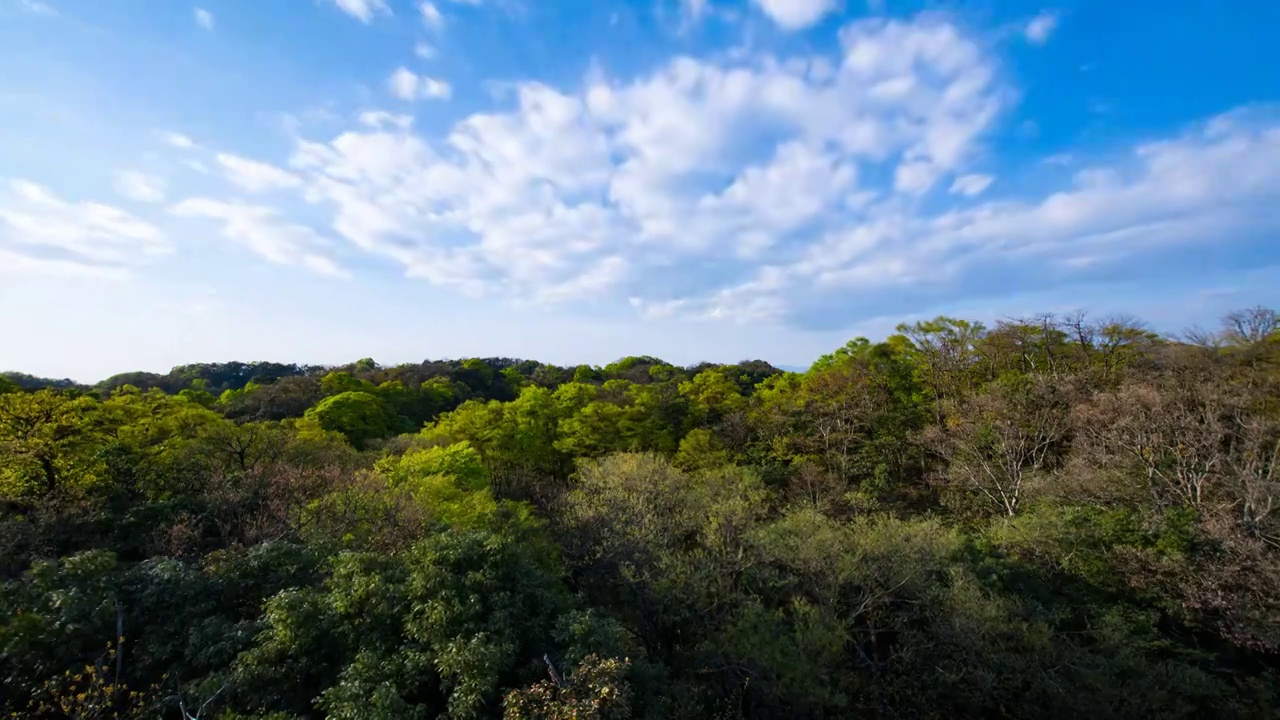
[[1, 0, 1278, 382]]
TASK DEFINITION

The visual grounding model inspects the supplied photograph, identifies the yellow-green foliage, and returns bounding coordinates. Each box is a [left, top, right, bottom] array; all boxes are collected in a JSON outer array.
[[379, 442, 497, 527]]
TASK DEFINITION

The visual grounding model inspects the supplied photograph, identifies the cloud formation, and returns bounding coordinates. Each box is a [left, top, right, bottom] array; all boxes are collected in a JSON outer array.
[[388, 67, 452, 101], [0, 180, 168, 277], [752, 0, 840, 30], [14, 0, 57, 16], [113, 170, 167, 203], [327, 0, 389, 23], [170, 198, 347, 277], [419, 1, 443, 29], [216, 154, 302, 192], [258, 16, 1003, 311], [161, 131, 197, 149], [193, 7, 214, 30], [169, 15, 1280, 328], [1024, 11, 1058, 45], [949, 173, 993, 197]]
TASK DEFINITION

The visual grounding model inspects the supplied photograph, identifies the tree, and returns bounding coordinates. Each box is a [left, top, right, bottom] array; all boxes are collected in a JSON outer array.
[[1224, 405, 1279, 541], [1074, 378, 1229, 510], [320, 371, 376, 396], [303, 391, 397, 450], [673, 429, 729, 473], [556, 402, 625, 458], [0, 389, 105, 497], [678, 369, 745, 429], [504, 654, 633, 720], [1222, 306, 1279, 347], [229, 530, 568, 719], [895, 316, 986, 423], [926, 375, 1070, 516], [979, 315, 1071, 378], [1061, 312, 1159, 382]]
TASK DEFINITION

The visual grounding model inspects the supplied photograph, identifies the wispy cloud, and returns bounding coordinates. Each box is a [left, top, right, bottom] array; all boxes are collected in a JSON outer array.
[[170, 198, 347, 277], [1024, 10, 1059, 45], [193, 7, 214, 30], [112, 170, 167, 203], [420, 1, 443, 29], [13, 0, 58, 16], [160, 131, 197, 149], [949, 173, 994, 197], [326, 0, 389, 23], [215, 154, 302, 192], [0, 179, 168, 277], [387, 67, 452, 101]]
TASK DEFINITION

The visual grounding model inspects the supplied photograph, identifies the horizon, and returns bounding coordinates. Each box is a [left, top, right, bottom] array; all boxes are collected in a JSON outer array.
[[3, 0, 1279, 380], [3, 302, 1247, 385]]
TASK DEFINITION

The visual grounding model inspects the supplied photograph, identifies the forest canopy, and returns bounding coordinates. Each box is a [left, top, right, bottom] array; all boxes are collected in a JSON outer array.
[[2, 307, 1278, 718]]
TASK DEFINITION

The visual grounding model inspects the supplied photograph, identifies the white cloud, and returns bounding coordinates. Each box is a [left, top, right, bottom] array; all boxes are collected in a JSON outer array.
[[216, 153, 302, 192], [193, 7, 214, 30], [271, 15, 1000, 308], [159, 131, 197, 149], [388, 67, 452, 101], [683, 0, 709, 21], [327, 0, 389, 22], [170, 198, 347, 277], [414, 41, 437, 59], [15, 0, 57, 16], [751, 0, 839, 30], [1024, 11, 1058, 45], [325, 0, 389, 22], [112, 170, 167, 203], [894, 161, 938, 194], [786, 108, 1280, 306], [420, 1, 443, 29], [358, 111, 415, 130], [183, 15, 1279, 328], [0, 249, 126, 279], [0, 180, 168, 276], [949, 173, 994, 196]]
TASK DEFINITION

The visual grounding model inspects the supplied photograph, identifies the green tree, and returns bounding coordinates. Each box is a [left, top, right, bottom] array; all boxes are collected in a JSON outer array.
[[303, 391, 398, 450], [0, 389, 106, 497], [0, 375, 21, 395]]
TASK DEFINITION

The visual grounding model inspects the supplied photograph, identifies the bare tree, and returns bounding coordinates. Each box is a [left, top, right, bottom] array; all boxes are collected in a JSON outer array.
[[981, 314, 1068, 378], [1061, 311, 1156, 381], [926, 376, 1070, 516], [1074, 380, 1229, 509], [1063, 310, 1096, 364], [786, 460, 848, 515], [1225, 406, 1280, 545], [1222, 306, 1279, 347], [1182, 306, 1278, 350]]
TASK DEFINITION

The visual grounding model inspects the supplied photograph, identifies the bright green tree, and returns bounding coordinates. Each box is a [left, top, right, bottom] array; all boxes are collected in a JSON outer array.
[[304, 391, 398, 450]]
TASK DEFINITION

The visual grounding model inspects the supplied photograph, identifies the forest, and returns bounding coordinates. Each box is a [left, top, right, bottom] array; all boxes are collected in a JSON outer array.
[[1, 307, 1277, 719]]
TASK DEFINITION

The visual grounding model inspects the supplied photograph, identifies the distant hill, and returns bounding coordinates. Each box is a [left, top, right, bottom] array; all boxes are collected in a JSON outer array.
[[0, 372, 83, 392]]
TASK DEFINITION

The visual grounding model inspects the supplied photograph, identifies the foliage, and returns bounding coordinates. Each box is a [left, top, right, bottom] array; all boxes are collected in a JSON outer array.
[[303, 392, 399, 450], [2, 307, 1278, 719]]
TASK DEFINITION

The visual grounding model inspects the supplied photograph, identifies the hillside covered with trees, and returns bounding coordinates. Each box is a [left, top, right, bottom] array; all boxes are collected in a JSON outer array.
[[2, 308, 1278, 719]]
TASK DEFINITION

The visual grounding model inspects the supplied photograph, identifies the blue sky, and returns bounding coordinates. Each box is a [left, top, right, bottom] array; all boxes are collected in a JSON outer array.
[[1, 0, 1278, 381]]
